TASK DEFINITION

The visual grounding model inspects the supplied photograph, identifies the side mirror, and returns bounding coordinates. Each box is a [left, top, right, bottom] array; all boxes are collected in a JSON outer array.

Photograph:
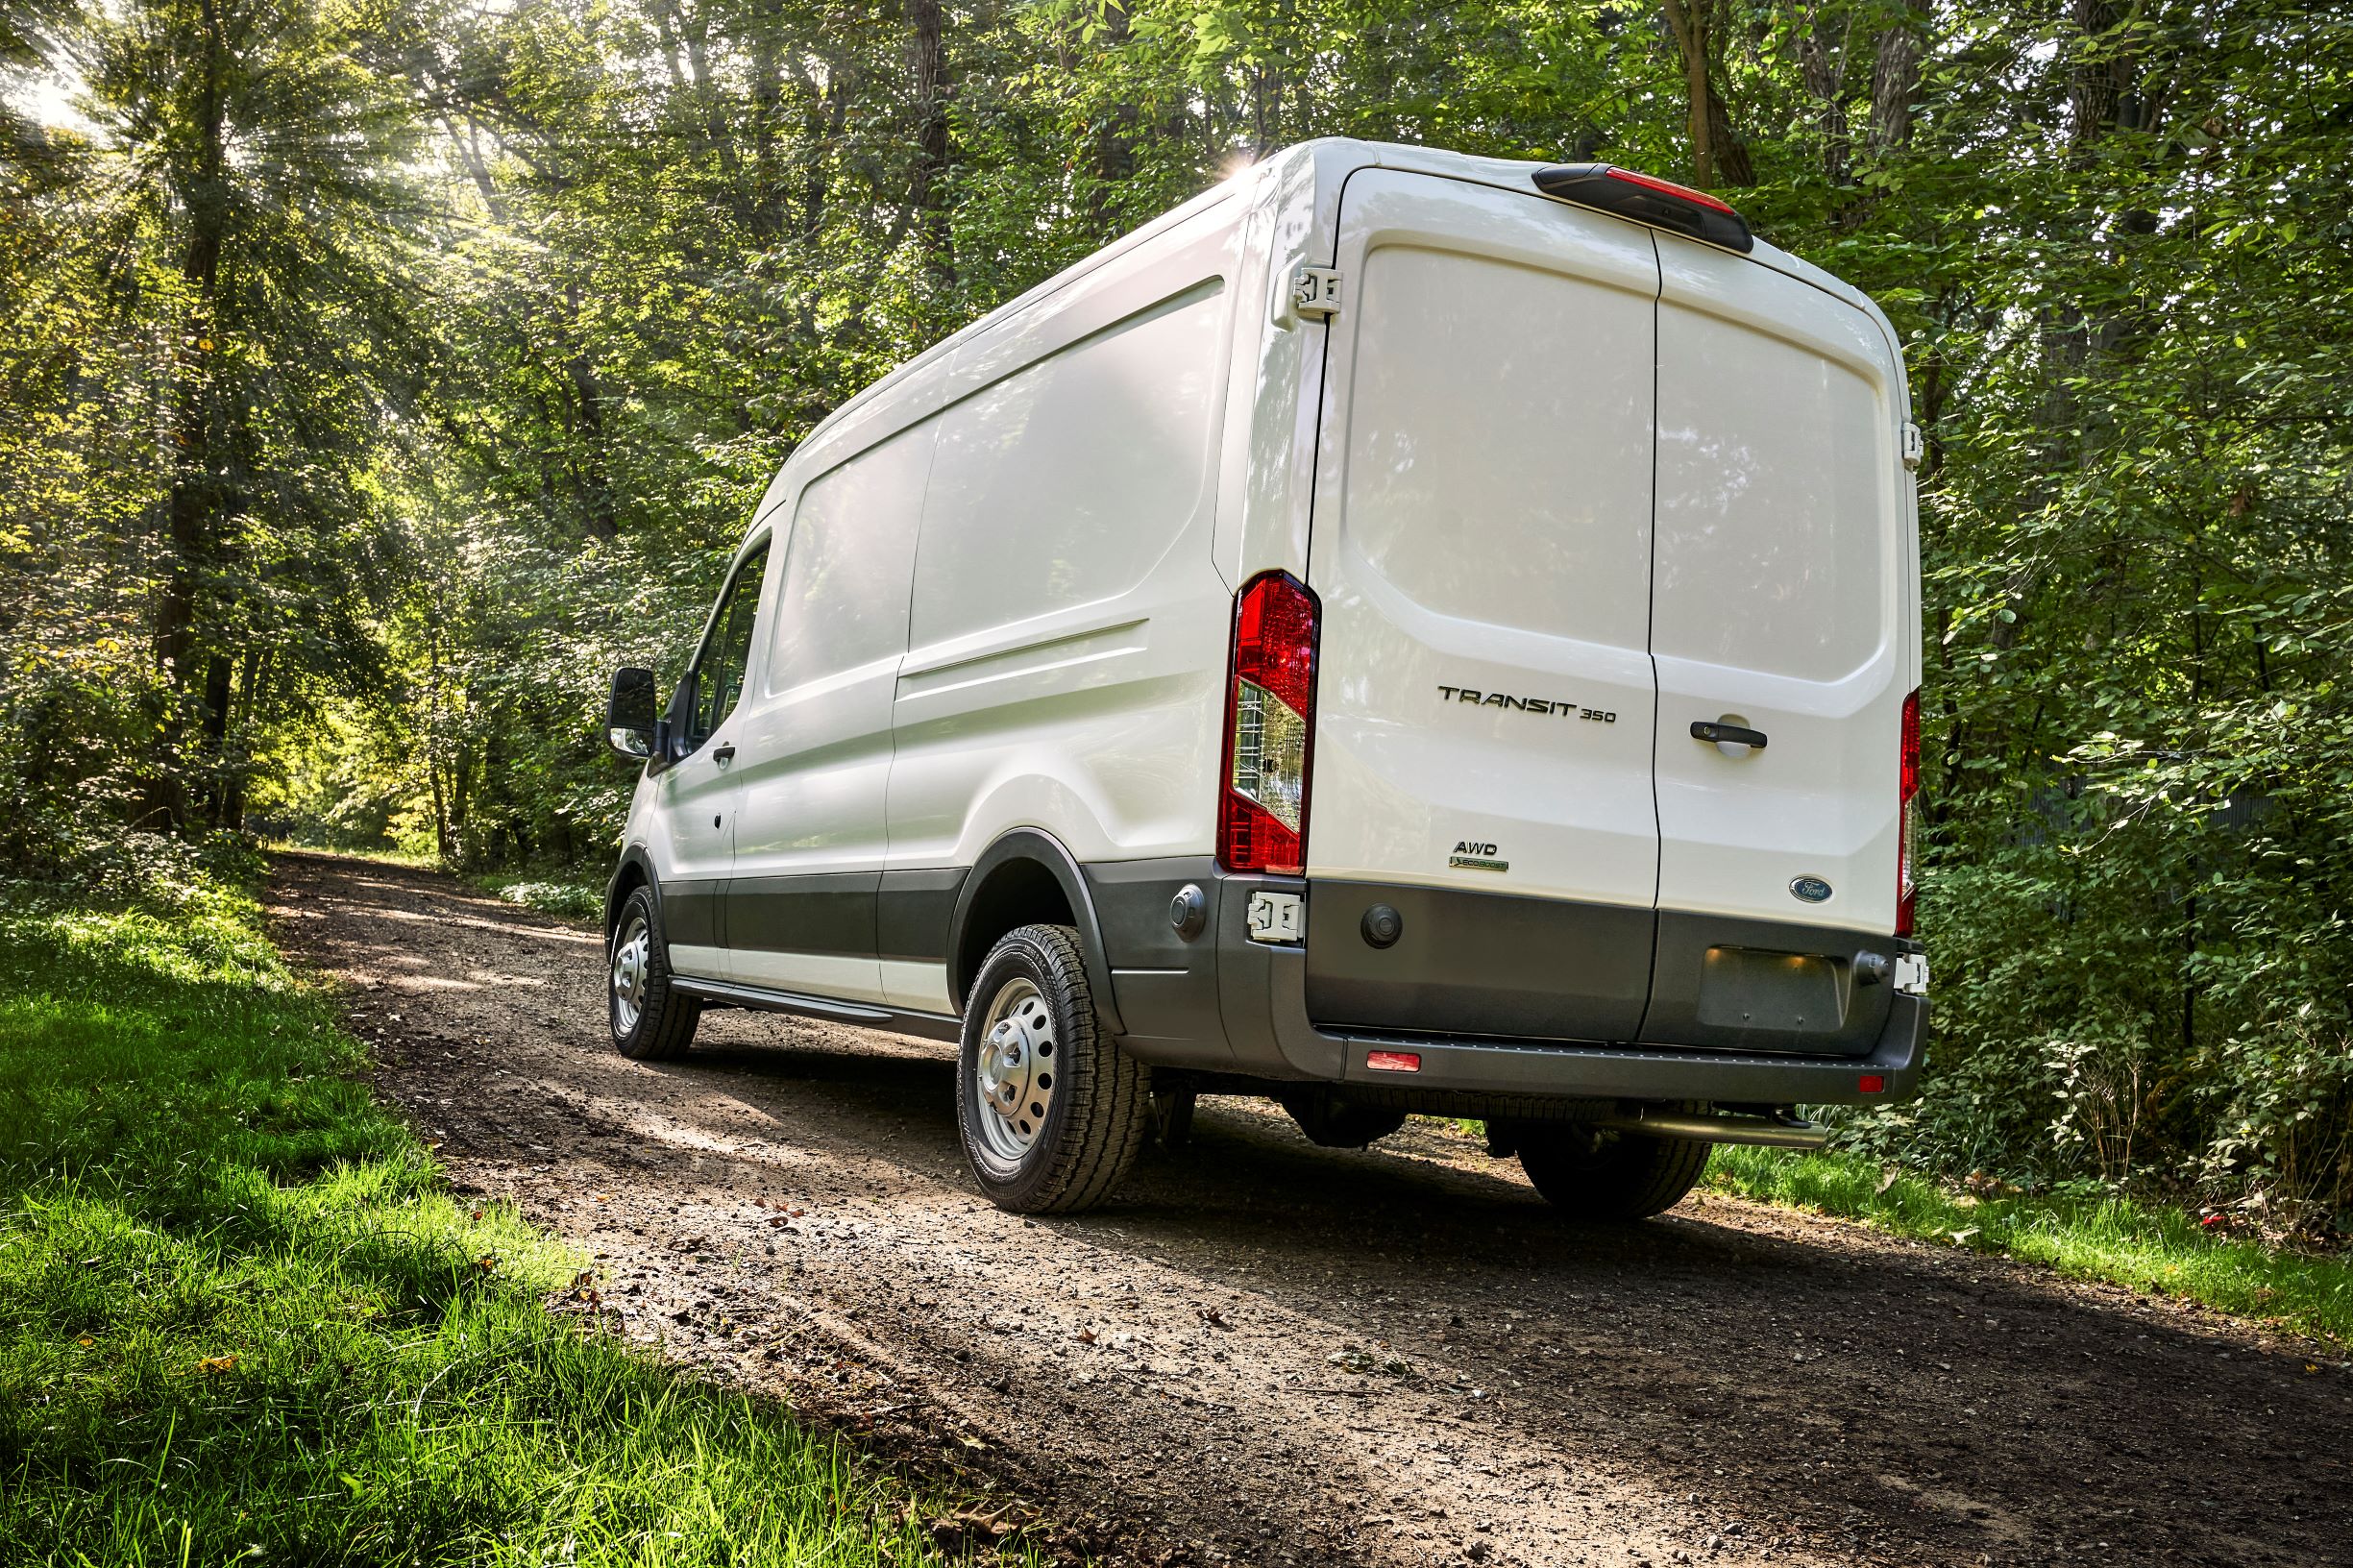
[[604, 667, 659, 760]]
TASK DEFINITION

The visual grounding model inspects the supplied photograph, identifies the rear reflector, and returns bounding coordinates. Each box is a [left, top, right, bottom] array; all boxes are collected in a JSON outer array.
[[1530, 163, 1754, 255], [1858, 1074, 1886, 1094], [1365, 1050, 1421, 1073]]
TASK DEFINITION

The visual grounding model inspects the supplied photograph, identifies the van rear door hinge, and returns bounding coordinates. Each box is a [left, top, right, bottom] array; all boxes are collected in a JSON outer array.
[[1900, 421, 1924, 473], [1290, 265, 1342, 321]]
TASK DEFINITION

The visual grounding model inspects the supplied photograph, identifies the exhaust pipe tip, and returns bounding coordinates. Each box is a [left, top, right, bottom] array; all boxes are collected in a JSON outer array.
[[1593, 1107, 1829, 1149]]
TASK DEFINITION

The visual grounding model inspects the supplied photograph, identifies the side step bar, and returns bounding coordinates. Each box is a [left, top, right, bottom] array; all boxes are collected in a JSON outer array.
[[669, 974, 965, 1043], [1592, 1107, 1828, 1148]]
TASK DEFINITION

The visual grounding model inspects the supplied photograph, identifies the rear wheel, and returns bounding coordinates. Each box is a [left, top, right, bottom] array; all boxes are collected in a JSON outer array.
[[1515, 1123, 1712, 1221], [608, 886, 701, 1060], [956, 923, 1151, 1213]]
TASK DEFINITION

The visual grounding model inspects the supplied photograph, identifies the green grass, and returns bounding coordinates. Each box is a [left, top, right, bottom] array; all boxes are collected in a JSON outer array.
[[1705, 1143, 2353, 1348], [473, 872, 604, 923], [0, 874, 1032, 1565]]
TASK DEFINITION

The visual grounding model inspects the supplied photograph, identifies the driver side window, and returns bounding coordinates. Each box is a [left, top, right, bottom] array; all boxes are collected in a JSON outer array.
[[682, 541, 770, 752]]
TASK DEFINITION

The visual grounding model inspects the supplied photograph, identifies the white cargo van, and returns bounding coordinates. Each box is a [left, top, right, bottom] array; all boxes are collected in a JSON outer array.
[[600, 139, 1928, 1219]]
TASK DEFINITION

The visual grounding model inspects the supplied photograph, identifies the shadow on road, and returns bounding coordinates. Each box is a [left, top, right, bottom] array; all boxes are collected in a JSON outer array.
[[276, 851, 2353, 1568]]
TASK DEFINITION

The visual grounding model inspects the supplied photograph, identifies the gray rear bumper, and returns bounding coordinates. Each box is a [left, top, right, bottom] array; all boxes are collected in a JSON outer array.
[[1325, 1003, 1926, 1103], [1091, 860, 1925, 1108]]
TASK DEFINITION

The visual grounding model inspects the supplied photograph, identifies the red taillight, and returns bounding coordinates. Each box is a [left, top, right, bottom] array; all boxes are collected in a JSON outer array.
[[1858, 1074, 1886, 1094], [1603, 166, 1737, 216], [1897, 688, 1922, 938], [1218, 571, 1319, 874]]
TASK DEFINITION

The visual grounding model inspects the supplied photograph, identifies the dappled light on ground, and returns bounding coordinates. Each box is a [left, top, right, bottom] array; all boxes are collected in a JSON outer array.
[[272, 852, 2353, 1568]]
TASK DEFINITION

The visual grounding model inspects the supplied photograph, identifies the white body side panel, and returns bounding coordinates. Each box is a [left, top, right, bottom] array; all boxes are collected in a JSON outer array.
[[646, 752, 738, 984], [732, 422, 933, 877], [725, 423, 936, 1004], [645, 537, 778, 982], [885, 204, 1243, 879], [1304, 169, 1662, 907]]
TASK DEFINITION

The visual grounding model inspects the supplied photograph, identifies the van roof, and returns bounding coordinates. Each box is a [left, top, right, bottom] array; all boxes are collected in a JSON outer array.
[[746, 138, 1892, 544]]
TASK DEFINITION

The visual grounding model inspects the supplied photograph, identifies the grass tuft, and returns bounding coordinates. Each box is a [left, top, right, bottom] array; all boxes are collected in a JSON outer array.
[[0, 873, 1034, 1566], [476, 873, 605, 923]]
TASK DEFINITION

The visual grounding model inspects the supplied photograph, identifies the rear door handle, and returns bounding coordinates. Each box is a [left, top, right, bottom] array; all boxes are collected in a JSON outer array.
[[1690, 721, 1767, 749], [712, 744, 737, 764]]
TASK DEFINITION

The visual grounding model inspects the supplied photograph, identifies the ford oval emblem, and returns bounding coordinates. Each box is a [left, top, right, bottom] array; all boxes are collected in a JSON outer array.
[[1789, 875, 1834, 904]]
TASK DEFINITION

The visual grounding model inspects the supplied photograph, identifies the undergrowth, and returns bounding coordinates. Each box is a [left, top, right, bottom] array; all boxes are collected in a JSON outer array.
[[475, 871, 605, 922], [0, 865, 1031, 1565]]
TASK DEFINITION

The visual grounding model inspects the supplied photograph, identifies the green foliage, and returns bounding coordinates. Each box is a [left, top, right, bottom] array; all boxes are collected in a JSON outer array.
[[5, 0, 2352, 1216], [0, 869, 1026, 1566], [478, 871, 605, 921]]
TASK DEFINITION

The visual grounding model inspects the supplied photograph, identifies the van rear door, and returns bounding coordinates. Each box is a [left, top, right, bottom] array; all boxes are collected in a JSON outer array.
[[1639, 237, 1910, 1052], [1299, 169, 1663, 1042]]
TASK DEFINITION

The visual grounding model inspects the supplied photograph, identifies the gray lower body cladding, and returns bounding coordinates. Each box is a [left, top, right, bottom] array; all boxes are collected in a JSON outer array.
[[1086, 859, 1924, 1110]]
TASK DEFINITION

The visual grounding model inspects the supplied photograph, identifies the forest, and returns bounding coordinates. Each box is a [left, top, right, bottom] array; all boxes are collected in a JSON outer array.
[[1, 0, 2348, 1227]]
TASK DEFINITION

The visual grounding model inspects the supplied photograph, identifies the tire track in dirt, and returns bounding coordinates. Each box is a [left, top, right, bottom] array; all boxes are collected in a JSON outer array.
[[267, 851, 2352, 1568]]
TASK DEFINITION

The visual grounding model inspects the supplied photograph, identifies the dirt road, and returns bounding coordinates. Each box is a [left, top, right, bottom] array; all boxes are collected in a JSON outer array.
[[266, 852, 2349, 1568]]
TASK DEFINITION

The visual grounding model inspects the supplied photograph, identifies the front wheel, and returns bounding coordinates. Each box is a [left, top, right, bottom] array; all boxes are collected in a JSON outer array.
[[955, 923, 1151, 1213], [1513, 1122, 1712, 1221], [608, 886, 701, 1060]]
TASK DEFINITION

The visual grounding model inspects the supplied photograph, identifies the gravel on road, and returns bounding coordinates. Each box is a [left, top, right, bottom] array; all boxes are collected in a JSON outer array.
[[267, 851, 2352, 1568]]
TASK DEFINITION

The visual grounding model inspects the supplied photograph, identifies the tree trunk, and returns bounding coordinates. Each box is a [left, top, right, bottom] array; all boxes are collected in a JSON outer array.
[[2068, 0, 2125, 150], [747, 0, 788, 242], [1797, 10, 1850, 182], [427, 625, 452, 863], [146, 0, 233, 831], [215, 644, 262, 831], [1659, 0, 1715, 187], [1869, 0, 1928, 153], [905, 0, 954, 285], [560, 279, 618, 541], [1658, 0, 1752, 187], [199, 651, 233, 826], [1090, 1, 1138, 231], [1250, 62, 1285, 158]]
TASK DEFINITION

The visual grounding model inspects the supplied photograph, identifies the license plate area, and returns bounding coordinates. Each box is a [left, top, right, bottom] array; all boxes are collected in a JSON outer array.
[[1696, 947, 1846, 1035], [1641, 914, 1897, 1057]]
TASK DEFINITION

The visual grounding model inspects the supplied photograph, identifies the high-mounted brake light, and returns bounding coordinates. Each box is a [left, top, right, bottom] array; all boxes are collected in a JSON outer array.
[[1217, 571, 1319, 875], [1530, 162, 1755, 255], [1897, 688, 1922, 938], [1603, 166, 1737, 216]]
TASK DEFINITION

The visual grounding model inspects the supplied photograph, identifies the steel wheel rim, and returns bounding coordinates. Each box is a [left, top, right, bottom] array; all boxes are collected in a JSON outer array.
[[973, 976, 1057, 1162], [611, 914, 650, 1037]]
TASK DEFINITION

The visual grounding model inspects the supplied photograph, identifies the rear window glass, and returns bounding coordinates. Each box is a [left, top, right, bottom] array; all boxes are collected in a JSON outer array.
[[1339, 244, 1656, 653], [1653, 298, 1888, 682]]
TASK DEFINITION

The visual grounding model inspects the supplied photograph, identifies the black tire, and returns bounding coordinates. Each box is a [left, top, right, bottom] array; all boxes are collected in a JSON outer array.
[[1516, 1124, 1712, 1221], [607, 884, 701, 1061], [956, 923, 1151, 1213]]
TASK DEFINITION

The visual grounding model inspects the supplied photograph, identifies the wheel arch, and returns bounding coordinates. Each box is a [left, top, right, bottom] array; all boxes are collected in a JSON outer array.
[[605, 846, 659, 945], [946, 829, 1126, 1035]]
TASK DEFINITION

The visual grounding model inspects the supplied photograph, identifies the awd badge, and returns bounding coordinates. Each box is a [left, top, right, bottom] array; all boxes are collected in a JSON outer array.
[[1449, 841, 1508, 873]]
